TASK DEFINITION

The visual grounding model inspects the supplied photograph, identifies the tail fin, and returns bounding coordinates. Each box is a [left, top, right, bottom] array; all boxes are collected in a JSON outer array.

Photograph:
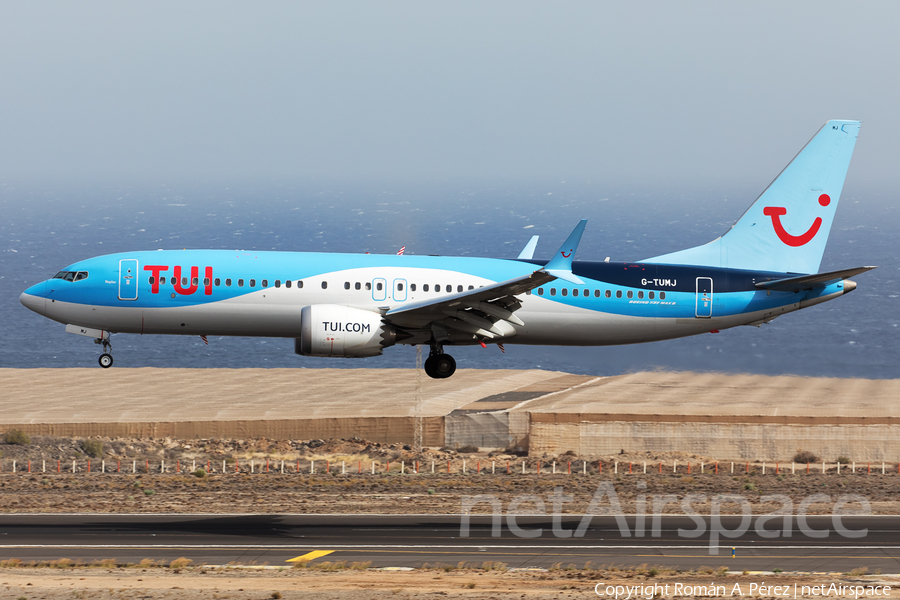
[[644, 120, 861, 274]]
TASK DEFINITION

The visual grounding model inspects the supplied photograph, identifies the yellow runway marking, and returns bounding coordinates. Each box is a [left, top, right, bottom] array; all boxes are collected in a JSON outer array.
[[286, 550, 335, 563]]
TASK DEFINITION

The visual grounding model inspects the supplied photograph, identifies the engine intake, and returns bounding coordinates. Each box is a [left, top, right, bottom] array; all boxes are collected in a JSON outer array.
[[295, 305, 396, 358]]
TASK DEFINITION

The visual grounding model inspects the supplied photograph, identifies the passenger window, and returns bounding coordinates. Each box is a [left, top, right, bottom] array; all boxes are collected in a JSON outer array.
[[376, 282, 382, 291], [649, 291, 655, 299], [423, 284, 430, 292], [192, 277, 198, 285], [468, 285, 474, 290], [344, 282, 350, 290], [262, 279, 268, 288], [74, 272, 88, 281], [457, 285, 462, 292], [215, 278, 221, 286], [225, 278, 232, 287], [249, 279, 256, 287], [446, 285, 452, 293], [660, 291, 666, 300], [355, 282, 361, 290], [538, 288, 544, 296], [203, 277, 210, 286], [550, 288, 556, 296], [410, 283, 416, 292], [638, 291, 643, 299], [595, 290, 601, 297], [275, 280, 281, 288], [627, 290, 633, 298], [605, 290, 611, 298], [298, 280, 303, 288], [182, 277, 188, 286], [285, 280, 292, 288], [397, 283, 404, 291], [238, 279, 244, 287], [616, 290, 622, 298], [562, 288, 568, 296], [149, 276, 155, 284], [321, 281, 327, 289], [365, 282, 371, 290]]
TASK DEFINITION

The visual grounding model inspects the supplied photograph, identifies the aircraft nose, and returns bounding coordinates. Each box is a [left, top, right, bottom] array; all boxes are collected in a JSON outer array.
[[20, 281, 48, 315]]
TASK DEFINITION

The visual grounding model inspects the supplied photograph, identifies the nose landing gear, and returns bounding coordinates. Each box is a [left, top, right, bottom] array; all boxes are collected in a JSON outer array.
[[423, 345, 456, 379], [94, 337, 113, 368]]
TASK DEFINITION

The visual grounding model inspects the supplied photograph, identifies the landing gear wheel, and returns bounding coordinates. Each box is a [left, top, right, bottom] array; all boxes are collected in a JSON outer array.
[[99, 353, 113, 368], [424, 354, 456, 379], [424, 355, 438, 378]]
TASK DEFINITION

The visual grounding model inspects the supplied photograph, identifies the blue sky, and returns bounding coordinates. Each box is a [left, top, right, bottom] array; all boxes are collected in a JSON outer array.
[[1, 2, 897, 187]]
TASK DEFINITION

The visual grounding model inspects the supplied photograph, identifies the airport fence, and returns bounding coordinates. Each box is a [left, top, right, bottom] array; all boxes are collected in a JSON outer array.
[[0, 458, 898, 476]]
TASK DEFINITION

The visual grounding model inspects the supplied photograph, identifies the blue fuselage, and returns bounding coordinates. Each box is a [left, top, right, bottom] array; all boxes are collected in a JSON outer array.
[[20, 250, 850, 347]]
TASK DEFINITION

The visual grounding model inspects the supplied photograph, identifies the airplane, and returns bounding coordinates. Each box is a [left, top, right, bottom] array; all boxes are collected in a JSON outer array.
[[20, 119, 875, 379]]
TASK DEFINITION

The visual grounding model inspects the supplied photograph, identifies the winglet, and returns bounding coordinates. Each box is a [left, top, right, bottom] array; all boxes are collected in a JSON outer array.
[[516, 235, 540, 259], [543, 219, 587, 284]]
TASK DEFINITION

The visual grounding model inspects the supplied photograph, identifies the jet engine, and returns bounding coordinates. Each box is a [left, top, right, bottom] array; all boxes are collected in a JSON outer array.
[[295, 305, 397, 358]]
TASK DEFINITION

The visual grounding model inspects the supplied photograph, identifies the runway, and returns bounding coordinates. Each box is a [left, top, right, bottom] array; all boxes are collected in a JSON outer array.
[[1, 514, 899, 572]]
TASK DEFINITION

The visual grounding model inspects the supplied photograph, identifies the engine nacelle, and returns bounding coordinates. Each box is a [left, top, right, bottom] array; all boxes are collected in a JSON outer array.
[[296, 305, 396, 358]]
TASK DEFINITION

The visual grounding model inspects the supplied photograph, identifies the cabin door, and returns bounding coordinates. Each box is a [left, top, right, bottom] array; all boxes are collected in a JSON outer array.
[[118, 259, 139, 301], [695, 277, 712, 318]]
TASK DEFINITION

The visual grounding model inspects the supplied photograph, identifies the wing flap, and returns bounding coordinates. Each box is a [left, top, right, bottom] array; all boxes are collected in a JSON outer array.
[[385, 219, 587, 341], [386, 269, 554, 319]]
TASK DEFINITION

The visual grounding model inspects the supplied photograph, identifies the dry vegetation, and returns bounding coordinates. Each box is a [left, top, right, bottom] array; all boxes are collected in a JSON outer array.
[[0, 435, 896, 514], [0, 562, 897, 600]]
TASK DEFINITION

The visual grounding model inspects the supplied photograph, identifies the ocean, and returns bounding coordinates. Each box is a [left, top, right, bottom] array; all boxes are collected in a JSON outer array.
[[1, 179, 896, 379]]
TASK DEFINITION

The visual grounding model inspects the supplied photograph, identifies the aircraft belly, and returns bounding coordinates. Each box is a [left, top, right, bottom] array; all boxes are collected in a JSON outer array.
[[511, 301, 804, 346], [45, 299, 142, 333], [141, 298, 302, 336]]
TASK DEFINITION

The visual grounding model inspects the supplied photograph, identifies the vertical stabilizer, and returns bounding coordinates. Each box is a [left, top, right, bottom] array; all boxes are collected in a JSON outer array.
[[644, 120, 860, 274]]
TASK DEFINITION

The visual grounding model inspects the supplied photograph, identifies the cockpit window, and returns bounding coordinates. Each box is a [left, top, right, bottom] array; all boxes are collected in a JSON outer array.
[[53, 271, 88, 281]]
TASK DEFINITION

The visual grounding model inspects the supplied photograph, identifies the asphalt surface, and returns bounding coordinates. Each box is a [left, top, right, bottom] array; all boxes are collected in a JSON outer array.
[[1, 514, 899, 572]]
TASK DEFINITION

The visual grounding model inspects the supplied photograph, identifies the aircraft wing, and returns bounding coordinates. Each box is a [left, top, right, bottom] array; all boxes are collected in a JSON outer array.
[[384, 269, 555, 338], [385, 219, 588, 340], [754, 266, 876, 292], [517, 235, 539, 259]]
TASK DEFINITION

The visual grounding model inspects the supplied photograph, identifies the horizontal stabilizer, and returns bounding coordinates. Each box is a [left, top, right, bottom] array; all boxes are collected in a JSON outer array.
[[755, 266, 876, 292]]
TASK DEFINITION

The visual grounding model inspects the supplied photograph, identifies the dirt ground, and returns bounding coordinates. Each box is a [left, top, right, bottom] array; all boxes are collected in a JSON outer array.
[[0, 435, 897, 514], [0, 566, 898, 600], [2, 435, 897, 597]]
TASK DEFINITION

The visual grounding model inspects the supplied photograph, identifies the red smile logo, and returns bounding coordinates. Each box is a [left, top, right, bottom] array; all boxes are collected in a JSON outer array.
[[763, 194, 830, 247]]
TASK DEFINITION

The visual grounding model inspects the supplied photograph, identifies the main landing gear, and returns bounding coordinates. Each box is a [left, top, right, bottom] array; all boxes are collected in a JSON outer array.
[[423, 345, 456, 379], [94, 337, 113, 368]]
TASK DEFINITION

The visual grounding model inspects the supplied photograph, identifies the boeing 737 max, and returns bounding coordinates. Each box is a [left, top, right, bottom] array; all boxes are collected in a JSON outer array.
[[20, 120, 875, 378]]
